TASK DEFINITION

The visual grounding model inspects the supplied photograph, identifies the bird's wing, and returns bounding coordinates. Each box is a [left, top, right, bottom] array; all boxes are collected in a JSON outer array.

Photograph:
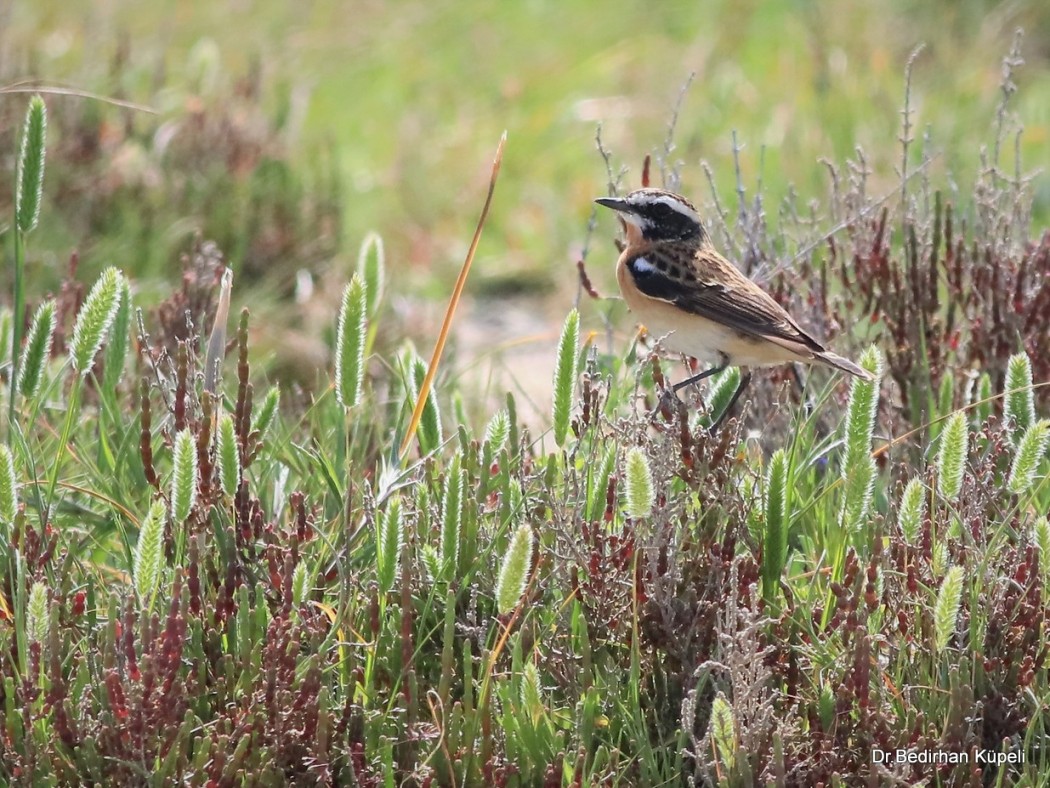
[[626, 246, 826, 352]]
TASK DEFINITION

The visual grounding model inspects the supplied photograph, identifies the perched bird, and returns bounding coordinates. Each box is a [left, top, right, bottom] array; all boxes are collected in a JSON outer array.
[[595, 187, 872, 426]]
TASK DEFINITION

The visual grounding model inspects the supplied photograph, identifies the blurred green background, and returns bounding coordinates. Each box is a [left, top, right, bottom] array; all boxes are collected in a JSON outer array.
[[4, 0, 1049, 411]]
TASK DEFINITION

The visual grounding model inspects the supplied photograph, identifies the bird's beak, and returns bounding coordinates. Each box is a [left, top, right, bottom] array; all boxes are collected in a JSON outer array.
[[594, 196, 632, 214]]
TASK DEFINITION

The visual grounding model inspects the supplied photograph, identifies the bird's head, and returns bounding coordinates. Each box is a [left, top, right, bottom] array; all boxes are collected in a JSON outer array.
[[594, 188, 705, 244]]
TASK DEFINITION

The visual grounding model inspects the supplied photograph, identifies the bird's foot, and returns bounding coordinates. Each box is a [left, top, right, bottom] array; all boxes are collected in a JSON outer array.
[[650, 386, 687, 424]]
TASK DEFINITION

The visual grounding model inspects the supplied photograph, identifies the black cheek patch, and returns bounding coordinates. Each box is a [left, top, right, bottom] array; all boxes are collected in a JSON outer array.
[[627, 256, 681, 301]]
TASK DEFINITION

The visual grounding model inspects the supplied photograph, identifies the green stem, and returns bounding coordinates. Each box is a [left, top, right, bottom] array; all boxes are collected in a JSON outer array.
[[44, 376, 81, 523], [9, 228, 25, 434]]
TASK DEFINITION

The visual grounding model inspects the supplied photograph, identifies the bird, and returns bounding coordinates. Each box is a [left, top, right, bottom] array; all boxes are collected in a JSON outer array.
[[594, 187, 873, 427]]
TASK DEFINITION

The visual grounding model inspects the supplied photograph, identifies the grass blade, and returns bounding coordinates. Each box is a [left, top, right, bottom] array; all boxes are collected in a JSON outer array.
[[398, 132, 506, 460]]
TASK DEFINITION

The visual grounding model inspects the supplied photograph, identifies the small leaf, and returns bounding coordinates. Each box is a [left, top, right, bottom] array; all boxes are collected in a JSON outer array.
[[936, 372, 954, 421], [973, 372, 993, 425], [710, 692, 737, 773]]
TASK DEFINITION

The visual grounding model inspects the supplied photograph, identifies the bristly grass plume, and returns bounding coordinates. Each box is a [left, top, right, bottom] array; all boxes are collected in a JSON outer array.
[[552, 308, 580, 447], [134, 499, 166, 608], [496, 524, 533, 615], [623, 445, 654, 519], [936, 412, 968, 502], [16, 95, 46, 235], [934, 565, 965, 653], [335, 273, 367, 410], [1004, 352, 1036, 444], [16, 300, 56, 401], [69, 267, 123, 378]]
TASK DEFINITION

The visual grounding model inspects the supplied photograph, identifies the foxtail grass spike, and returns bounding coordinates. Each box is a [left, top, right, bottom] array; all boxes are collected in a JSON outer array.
[[254, 386, 280, 442], [843, 346, 882, 468], [292, 563, 309, 610], [702, 366, 741, 428], [398, 132, 506, 460], [933, 565, 964, 653], [763, 449, 789, 600], [623, 446, 653, 519], [0, 445, 17, 527], [134, 499, 166, 606], [171, 428, 199, 524], [216, 414, 240, 498], [521, 662, 544, 725], [1007, 419, 1050, 495], [376, 495, 403, 594], [484, 409, 510, 455], [16, 96, 47, 235], [102, 279, 132, 394], [70, 268, 123, 378], [552, 308, 580, 447], [409, 352, 442, 454], [440, 455, 463, 578], [16, 300, 56, 400], [897, 477, 926, 545], [839, 347, 881, 529], [496, 524, 533, 615], [1004, 352, 1035, 443], [358, 232, 385, 317], [335, 274, 367, 409], [1034, 518, 1050, 591], [26, 581, 48, 644], [936, 412, 968, 501]]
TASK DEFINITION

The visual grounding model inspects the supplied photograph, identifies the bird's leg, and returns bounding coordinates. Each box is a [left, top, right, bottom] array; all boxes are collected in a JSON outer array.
[[672, 353, 729, 394], [709, 368, 753, 433], [790, 363, 815, 417]]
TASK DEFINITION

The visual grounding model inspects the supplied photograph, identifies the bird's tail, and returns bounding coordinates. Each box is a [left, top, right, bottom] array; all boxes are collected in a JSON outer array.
[[815, 350, 875, 382]]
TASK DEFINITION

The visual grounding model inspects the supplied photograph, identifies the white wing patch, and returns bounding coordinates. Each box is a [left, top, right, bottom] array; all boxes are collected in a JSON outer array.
[[631, 256, 657, 274]]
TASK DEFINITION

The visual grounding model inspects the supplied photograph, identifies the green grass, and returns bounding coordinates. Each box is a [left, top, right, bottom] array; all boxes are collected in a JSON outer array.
[[2, 2, 1050, 784]]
